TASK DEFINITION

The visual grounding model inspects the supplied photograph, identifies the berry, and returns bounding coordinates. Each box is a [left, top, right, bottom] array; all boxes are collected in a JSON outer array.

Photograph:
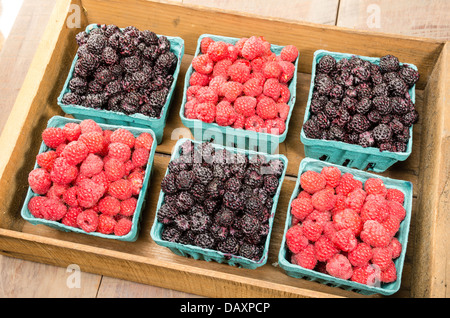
[[215, 101, 237, 126], [263, 78, 281, 100], [333, 209, 363, 235], [28, 168, 52, 195], [280, 45, 298, 63], [97, 214, 118, 234], [134, 132, 153, 151], [326, 254, 353, 280], [332, 228, 357, 252], [256, 96, 278, 120], [314, 235, 339, 262], [371, 247, 393, 271], [108, 142, 131, 162], [110, 128, 135, 148], [207, 41, 229, 62], [227, 61, 251, 83], [77, 178, 105, 208], [302, 220, 323, 242], [77, 209, 99, 232], [62, 206, 82, 227], [50, 157, 78, 185], [42, 127, 66, 149], [221, 81, 243, 102], [291, 244, 317, 270], [120, 197, 137, 217], [264, 117, 286, 135], [62, 122, 82, 141], [387, 200, 406, 221], [195, 102, 216, 123], [320, 166, 341, 188], [348, 242, 373, 267], [360, 197, 389, 223], [98, 195, 121, 216], [78, 131, 105, 154], [360, 220, 391, 248], [380, 55, 400, 73], [311, 188, 336, 212], [262, 61, 282, 79], [108, 179, 133, 200], [200, 37, 214, 54], [234, 96, 257, 117], [285, 225, 309, 254], [114, 217, 132, 236], [351, 264, 380, 286], [380, 261, 397, 283], [80, 119, 102, 134], [192, 54, 214, 75], [60, 141, 89, 165], [245, 115, 265, 132], [80, 153, 104, 177], [62, 186, 79, 207], [300, 170, 326, 194], [388, 237, 402, 259], [36, 150, 58, 171], [364, 178, 387, 196], [132, 147, 150, 167], [243, 77, 263, 97], [241, 36, 265, 60]]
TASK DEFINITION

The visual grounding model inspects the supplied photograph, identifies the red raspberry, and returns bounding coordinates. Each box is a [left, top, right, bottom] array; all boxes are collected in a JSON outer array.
[[207, 41, 229, 62], [332, 228, 357, 252], [110, 128, 135, 149], [262, 61, 282, 79], [322, 221, 337, 240], [50, 157, 78, 185], [184, 99, 198, 119], [28, 168, 52, 195], [197, 86, 219, 104], [215, 101, 237, 126], [256, 96, 278, 120], [335, 173, 361, 196], [360, 197, 389, 223], [104, 158, 126, 182], [326, 254, 353, 280], [200, 37, 214, 54], [77, 178, 105, 208], [386, 188, 405, 204], [62, 122, 81, 142], [189, 71, 210, 86], [42, 127, 66, 149], [285, 224, 309, 254], [278, 61, 295, 83], [276, 103, 290, 121], [244, 115, 265, 132], [302, 219, 323, 242], [120, 197, 137, 217], [250, 56, 266, 73], [291, 244, 317, 270], [80, 119, 102, 134], [241, 36, 265, 60], [351, 264, 380, 286], [62, 206, 82, 227], [97, 214, 118, 235], [192, 54, 214, 74], [234, 96, 257, 117], [320, 166, 341, 188], [76, 209, 99, 233], [243, 77, 263, 97], [98, 195, 121, 216], [62, 186, 79, 207], [264, 117, 286, 135], [80, 153, 104, 177], [128, 168, 145, 196], [208, 76, 227, 95], [41, 197, 67, 221], [132, 147, 149, 168], [60, 140, 89, 165], [263, 78, 281, 100], [382, 214, 401, 237], [388, 237, 402, 259], [300, 170, 326, 194], [108, 179, 133, 201], [280, 45, 298, 63], [311, 188, 336, 212], [135, 132, 153, 151], [221, 81, 243, 102], [28, 196, 48, 218], [195, 102, 216, 123], [108, 142, 131, 162], [333, 208, 363, 235], [371, 247, 393, 271], [364, 178, 387, 197], [332, 193, 347, 216], [227, 44, 238, 62], [386, 200, 406, 221], [314, 235, 339, 262], [114, 217, 133, 236], [380, 261, 397, 283], [305, 210, 331, 226], [36, 150, 58, 171], [290, 197, 314, 221], [348, 242, 373, 267], [78, 131, 105, 154], [91, 171, 109, 192], [212, 59, 232, 78], [232, 114, 246, 130], [234, 37, 248, 56], [227, 61, 251, 83], [46, 183, 68, 201], [345, 188, 367, 212], [360, 220, 391, 248], [103, 129, 113, 143]]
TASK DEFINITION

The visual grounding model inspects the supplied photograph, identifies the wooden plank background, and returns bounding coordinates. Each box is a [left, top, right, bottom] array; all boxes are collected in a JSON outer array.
[[0, 0, 448, 298]]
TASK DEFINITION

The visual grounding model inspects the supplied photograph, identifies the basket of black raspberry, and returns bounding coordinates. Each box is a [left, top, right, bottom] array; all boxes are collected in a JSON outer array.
[[150, 138, 288, 269], [57, 23, 185, 144]]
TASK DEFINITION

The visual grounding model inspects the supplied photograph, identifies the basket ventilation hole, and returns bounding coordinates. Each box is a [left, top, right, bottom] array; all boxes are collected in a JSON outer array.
[[342, 159, 351, 166], [319, 155, 329, 161], [365, 163, 375, 170]]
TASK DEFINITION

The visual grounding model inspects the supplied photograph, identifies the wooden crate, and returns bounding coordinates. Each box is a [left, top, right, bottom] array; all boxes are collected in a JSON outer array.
[[0, 0, 448, 298]]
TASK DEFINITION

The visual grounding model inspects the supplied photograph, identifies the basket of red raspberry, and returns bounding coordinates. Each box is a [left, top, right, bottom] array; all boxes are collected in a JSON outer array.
[[21, 116, 157, 242], [150, 138, 288, 269], [179, 34, 299, 154], [278, 157, 412, 296], [57, 24, 185, 144], [301, 50, 419, 173]]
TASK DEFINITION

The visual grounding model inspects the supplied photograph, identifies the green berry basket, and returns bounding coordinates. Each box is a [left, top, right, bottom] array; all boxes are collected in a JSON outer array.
[[20, 115, 158, 242], [179, 34, 299, 154], [57, 24, 185, 144], [150, 138, 288, 269], [277, 157, 413, 296], [300, 50, 418, 173]]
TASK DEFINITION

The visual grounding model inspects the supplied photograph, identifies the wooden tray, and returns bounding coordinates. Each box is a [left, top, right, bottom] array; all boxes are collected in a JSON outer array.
[[0, 0, 448, 298]]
